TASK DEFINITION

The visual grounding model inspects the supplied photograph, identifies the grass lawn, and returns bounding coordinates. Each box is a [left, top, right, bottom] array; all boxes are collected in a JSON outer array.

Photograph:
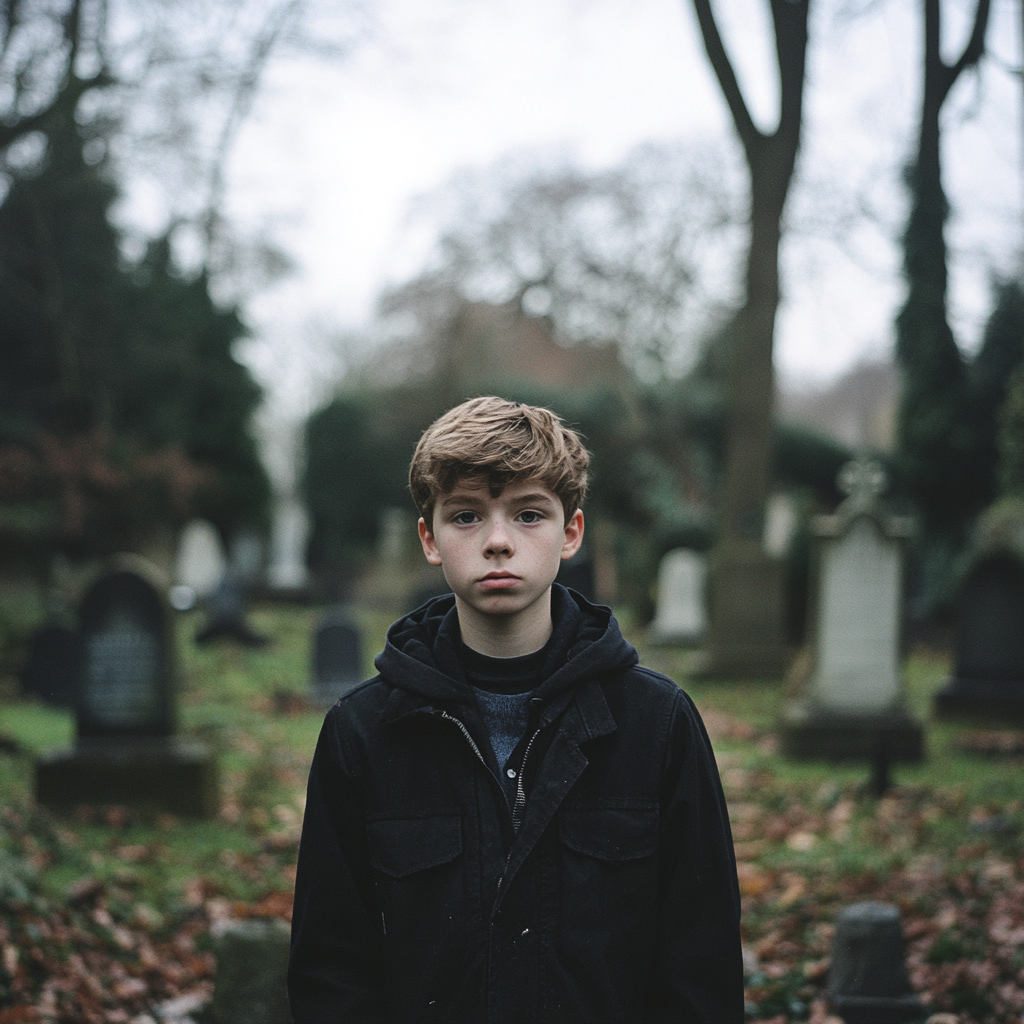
[[1, 602, 1023, 1023]]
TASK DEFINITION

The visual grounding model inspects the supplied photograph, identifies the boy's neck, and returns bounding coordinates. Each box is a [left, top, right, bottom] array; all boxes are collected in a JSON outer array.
[[455, 588, 554, 659]]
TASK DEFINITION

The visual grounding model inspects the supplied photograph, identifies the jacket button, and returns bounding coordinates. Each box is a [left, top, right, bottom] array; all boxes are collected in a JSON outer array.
[[506, 769, 516, 778]]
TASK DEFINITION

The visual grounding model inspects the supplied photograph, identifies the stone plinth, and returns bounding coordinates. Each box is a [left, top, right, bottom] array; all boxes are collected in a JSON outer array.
[[35, 738, 219, 818]]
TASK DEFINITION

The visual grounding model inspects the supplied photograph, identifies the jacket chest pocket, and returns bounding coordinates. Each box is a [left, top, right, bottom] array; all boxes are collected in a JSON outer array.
[[366, 814, 471, 1012], [558, 806, 658, 863], [366, 814, 465, 943], [556, 805, 659, 946], [367, 814, 462, 878]]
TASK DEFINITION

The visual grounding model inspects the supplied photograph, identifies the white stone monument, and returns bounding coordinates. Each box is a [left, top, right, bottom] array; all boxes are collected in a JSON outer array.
[[781, 457, 923, 761], [174, 520, 226, 607], [651, 549, 707, 644], [763, 492, 797, 558], [268, 498, 310, 590]]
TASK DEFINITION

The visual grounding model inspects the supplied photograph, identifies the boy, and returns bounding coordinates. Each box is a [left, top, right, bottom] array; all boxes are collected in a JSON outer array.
[[288, 397, 743, 1023]]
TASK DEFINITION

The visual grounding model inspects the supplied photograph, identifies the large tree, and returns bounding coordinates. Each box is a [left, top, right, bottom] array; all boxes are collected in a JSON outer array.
[[0, 0, 284, 559], [690, 0, 810, 546], [895, 0, 990, 613], [687, 0, 810, 676]]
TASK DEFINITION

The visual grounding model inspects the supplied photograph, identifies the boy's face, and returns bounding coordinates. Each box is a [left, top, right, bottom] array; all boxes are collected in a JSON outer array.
[[418, 477, 584, 636]]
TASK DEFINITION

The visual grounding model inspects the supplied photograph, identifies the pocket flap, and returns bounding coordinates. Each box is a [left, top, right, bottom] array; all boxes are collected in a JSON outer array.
[[366, 815, 462, 878], [559, 806, 658, 862]]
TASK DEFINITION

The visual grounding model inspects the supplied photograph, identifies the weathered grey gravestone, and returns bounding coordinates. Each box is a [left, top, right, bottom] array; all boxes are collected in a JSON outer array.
[[311, 613, 364, 706], [934, 501, 1024, 723], [781, 458, 923, 762], [19, 621, 81, 708], [651, 549, 707, 645], [205, 918, 292, 1024], [827, 902, 925, 1024], [34, 557, 218, 817]]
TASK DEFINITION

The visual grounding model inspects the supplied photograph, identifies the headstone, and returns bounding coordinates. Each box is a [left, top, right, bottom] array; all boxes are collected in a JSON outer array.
[[174, 520, 226, 606], [229, 530, 265, 586], [268, 498, 310, 590], [311, 613, 364, 706], [556, 548, 596, 603], [650, 549, 707, 645], [206, 918, 292, 1024], [378, 507, 411, 563], [691, 541, 789, 679], [19, 621, 81, 708], [827, 903, 925, 1024], [934, 553, 1024, 723], [763, 492, 798, 558], [195, 572, 269, 649], [781, 458, 923, 761], [34, 557, 218, 817]]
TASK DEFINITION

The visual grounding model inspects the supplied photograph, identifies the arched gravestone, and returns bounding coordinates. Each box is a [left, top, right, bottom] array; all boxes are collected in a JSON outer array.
[[77, 568, 175, 739], [651, 549, 707, 645], [934, 554, 1024, 723], [34, 559, 218, 817]]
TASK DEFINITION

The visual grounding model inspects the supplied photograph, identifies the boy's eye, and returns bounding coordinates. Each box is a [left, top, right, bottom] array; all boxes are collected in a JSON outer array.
[[517, 510, 543, 524], [452, 511, 479, 525]]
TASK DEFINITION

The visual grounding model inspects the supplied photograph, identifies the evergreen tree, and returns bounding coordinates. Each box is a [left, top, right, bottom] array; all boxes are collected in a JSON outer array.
[[0, 88, 270, 558], [969, 280, 1024, 503]]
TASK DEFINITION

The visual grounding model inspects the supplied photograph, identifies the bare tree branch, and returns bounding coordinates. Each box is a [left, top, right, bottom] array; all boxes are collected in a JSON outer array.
[[690, 0, 761, 155]]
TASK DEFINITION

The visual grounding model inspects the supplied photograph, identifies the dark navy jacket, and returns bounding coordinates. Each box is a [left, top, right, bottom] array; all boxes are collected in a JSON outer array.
[[288, 587, 743, 1023]]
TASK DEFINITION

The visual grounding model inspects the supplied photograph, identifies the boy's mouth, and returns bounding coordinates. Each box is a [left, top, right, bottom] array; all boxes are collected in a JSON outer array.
[[479, 571, 520, 589]]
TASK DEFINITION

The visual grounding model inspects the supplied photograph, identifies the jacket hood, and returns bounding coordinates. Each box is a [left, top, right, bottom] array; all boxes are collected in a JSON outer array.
[[375, 584, 639, 708]]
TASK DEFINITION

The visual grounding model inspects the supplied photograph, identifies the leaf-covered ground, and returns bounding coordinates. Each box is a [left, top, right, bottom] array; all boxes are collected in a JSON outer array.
[[0, 605, 1022, 1023]]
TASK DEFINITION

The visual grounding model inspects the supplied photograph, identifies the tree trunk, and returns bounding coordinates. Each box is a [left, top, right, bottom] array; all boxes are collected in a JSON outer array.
[[691, 0, 808, 543], [689, 0, 808, 676]]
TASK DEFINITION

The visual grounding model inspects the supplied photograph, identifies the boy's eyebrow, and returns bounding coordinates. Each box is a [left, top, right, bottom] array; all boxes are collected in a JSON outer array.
[[437, 489, 558, 509]]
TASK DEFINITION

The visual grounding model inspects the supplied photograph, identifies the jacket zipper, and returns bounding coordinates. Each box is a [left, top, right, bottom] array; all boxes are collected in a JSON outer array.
[[437, 710, 542, 836], [511, 726, 542, 833], [437, 709, 490, 769]]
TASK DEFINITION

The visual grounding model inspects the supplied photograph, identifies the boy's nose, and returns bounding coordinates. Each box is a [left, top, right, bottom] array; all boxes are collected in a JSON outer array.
[[483, 518, 513, 556]]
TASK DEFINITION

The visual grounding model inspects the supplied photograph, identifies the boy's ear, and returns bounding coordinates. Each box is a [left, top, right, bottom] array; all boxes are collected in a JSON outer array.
[[561, 509, 584, 561], [418, 517, 443, 566]]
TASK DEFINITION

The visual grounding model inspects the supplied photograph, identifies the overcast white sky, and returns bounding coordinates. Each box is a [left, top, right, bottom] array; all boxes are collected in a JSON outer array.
[[138, 0, 1022, 423]]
